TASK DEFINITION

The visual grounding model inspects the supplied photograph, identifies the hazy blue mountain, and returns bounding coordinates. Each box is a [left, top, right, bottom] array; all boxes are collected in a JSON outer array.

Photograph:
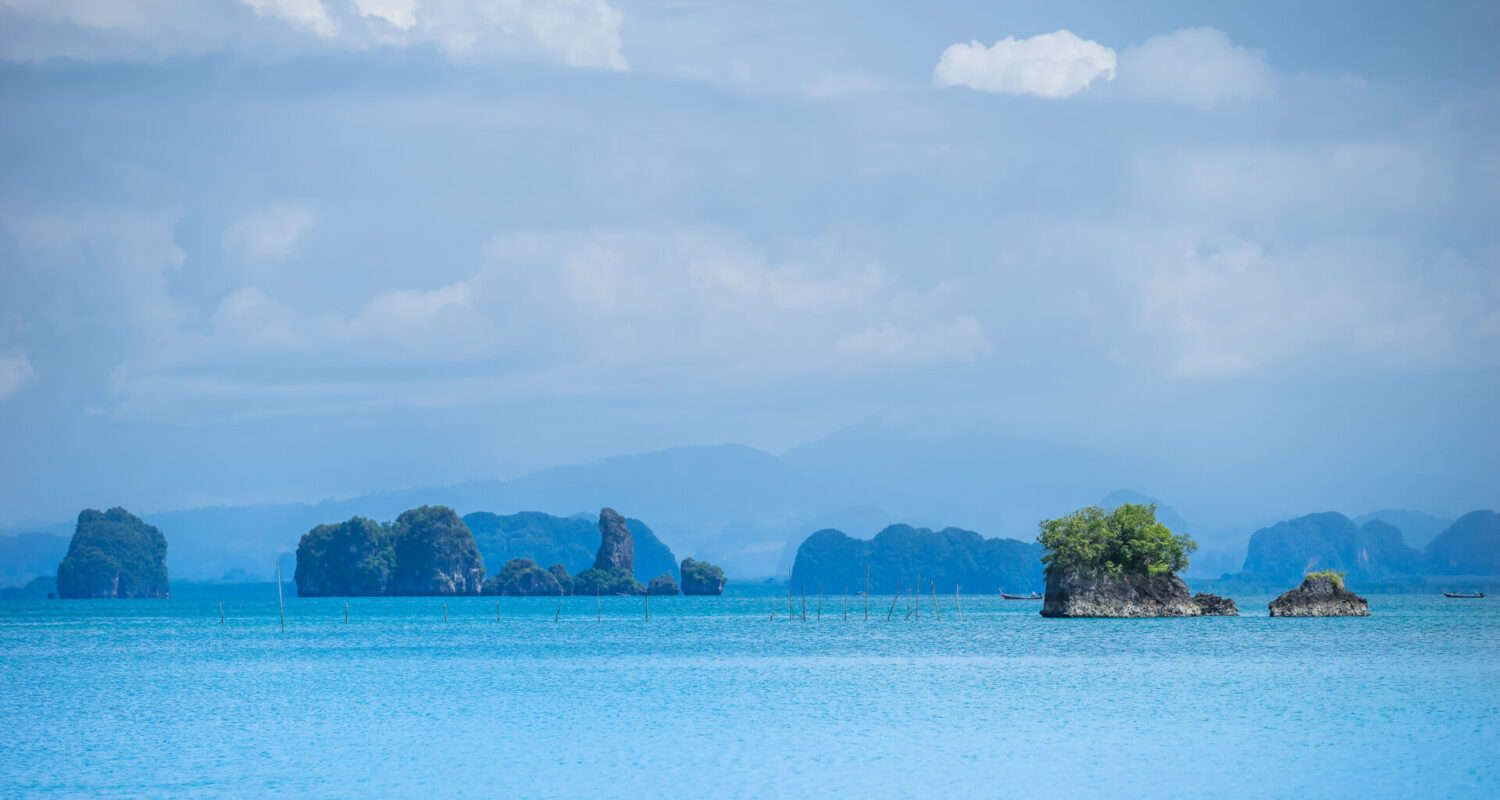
[[790, 524, 1045, 597], [1099, 490, 1192, 538], [1240, 512, 1423, 581], [0, 531, 69, 581], [1355, 509, 1454, 550], [462, 510, 678, 584], [1424, 510, 1500, 575]]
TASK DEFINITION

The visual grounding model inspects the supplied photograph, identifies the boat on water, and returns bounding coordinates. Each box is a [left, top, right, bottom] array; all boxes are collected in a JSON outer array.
[[1443, 591, 1485, 598], [1000, 592, 1041, 600]]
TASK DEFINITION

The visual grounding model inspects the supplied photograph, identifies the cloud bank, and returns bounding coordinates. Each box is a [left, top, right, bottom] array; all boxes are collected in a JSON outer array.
[[1118, 27, 1273, 108]]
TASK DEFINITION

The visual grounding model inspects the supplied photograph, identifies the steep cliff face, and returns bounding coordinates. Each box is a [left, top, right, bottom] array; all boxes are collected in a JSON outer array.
[[293, 505, 484, 597], [1040, 570, 1238, 618], [680, 558, 726, 595], [593, 508, 635, 573], [1269, 574, 1370, 617], [55, 508, 169, 599], [1241, 512, 1422, 581], [1424, 510, 1500, 575], [294, 517, 393, 597], [388, 506, 485, 596]]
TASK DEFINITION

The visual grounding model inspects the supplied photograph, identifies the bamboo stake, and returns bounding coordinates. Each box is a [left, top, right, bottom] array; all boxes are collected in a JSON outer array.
[[864, 564, 870, 620], [274, 557, 285, 633], [956, 585, 963, 621], [345, 602, 349, 624], [496, 600, 500, 621], [555, 592, 563, 622], [931, 580, 940, 621], [219, 600, 224, 624], [887, 578, 904, 620], [905, 588, 914, 621], [443, 603, 447, 623], [770, 595, 776, 621]]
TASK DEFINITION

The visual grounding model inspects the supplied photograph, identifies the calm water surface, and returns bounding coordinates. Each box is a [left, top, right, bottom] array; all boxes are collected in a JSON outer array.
[[2, 593, 1497, 798]]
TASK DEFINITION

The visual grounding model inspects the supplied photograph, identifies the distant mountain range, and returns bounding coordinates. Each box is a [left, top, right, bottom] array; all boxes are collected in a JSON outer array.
[[0, 425, 1494, 583], [1237, 510, 1499, 581]]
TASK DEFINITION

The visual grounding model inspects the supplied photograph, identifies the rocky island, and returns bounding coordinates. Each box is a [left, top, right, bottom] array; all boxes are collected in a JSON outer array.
[[55, 507, 170, 599], [1269, 571, 1370, 617], [569, 508, 647, 596], [790, 524, 1043, 595], [294, 505, 484, 596], [462, 509, 679, 585], [646, 573, 680, 595], [1038, 503, 1237, 618], [482, 558, 566, 596], [680, 557, 726, 595]]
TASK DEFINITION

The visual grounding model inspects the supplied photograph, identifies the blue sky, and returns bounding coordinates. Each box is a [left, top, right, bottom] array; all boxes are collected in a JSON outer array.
[[0, 0, 1497, 529]]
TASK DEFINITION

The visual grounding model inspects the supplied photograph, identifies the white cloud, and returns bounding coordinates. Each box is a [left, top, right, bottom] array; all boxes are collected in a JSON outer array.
[[1118, 27, 1273, 109], [0, 0, 628, 70], [223, 205, 316, 262], [933, 30, 1116, 98], [239, 0, 335, 38], [0, 353, 35, 400], [352, 0, 416, 30]]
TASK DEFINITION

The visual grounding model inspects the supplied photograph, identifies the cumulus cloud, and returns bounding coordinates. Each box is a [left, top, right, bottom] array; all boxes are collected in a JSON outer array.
[[1117, 27, 1273, 109], [0, 0, 628, 70], [933, 30, 1116, 98], [223, 205, 316, 262], [0, 353, 35, 400]]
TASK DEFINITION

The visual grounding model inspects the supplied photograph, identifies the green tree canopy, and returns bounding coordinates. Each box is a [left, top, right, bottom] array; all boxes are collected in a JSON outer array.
[[1038, 503, 1196, 579]]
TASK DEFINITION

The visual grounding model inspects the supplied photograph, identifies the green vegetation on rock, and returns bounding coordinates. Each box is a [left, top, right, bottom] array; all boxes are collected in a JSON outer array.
[[55, 508, 169, 599], [481, 558, 563, 596], [294, 505, 484, 597], [1303, 569, 1346, 589], [791, 524, 1044, 594], [1038, 503, 1195, 579], [680, 557, 726, 595], [646, 573, 679, 595], [571, 567, 645, 596], [461, 510, 679, 583]]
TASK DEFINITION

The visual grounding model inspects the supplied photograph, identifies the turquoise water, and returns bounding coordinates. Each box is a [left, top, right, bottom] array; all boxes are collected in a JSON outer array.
[[2, 594, 1497, 798]]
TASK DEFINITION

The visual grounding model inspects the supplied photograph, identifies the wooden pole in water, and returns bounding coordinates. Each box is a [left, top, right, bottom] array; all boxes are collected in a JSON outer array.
[[555, 592, 563, 622], [219, 600, 224, 624], [274, 557, 285, 633], [770, 595, 775, 621], [931, 580, 940, 621], [955, 585, 962, 622], [345, 602, 349, 624], [905, 588, 914, 621], [443, 602, 447, 623], [887, 578, 903, 620], [496, 600, 500, 622], [864, 564, 870, 620]]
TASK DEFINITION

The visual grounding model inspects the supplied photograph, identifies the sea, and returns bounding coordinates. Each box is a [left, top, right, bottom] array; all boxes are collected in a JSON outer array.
[[2, 592, 1496, 798]]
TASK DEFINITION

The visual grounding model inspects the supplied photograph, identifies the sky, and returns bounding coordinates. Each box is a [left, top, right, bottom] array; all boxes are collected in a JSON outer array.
[[0, 0, 1497, 531]]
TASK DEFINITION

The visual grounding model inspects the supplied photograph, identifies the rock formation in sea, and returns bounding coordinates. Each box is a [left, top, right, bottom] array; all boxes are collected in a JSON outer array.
[[294, 505, 485, 597], [790, 524, 1043, 596], [1424, 510, 1499, 575], [1040, 570, 1238, 617], [646, 573, 680, 595], [462, 509, 678, 584], [55, 508, 170, 599], [1038, 503, 1237, 618], [680, 557, 727, 595], [570, 508, 647, 596], [1269, 572, 1370, 617], [481, 558, 564, 596]]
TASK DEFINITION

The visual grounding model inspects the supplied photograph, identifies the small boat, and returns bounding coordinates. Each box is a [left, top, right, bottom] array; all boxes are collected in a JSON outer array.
[[1443, 591, 1485, 599], [1001, 592, 1041, 600]]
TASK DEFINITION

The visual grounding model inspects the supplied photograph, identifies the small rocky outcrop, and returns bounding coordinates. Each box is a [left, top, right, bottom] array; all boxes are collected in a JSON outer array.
[[389, 506, 485, 595], [1269, 573, 1369, 617], [482, 558, 563, 596], [55, 508, 169, 599], [647, 573, 680, 595], [548, 563, 573, 591], [593, 508, 634, 573], [1040, 570, 1238, 618], [680, 557, 726, 595]]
